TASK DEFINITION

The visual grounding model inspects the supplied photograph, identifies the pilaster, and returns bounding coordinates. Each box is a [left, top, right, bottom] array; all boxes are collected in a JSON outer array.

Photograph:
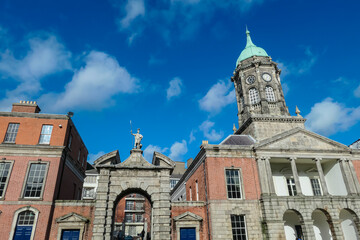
[[313, 157, 329, 195], [289, 157, 302, 195]]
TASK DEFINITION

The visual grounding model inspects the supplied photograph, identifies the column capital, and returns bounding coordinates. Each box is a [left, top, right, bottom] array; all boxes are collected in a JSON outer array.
[[313, 157, 322, 162], [288, 157, 297, 161], [338, 158, 349, 163], [256, 156, 270, 161]]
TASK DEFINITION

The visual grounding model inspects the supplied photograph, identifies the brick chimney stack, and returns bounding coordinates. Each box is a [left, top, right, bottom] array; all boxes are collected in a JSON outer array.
[[12, 101, 41, 113]]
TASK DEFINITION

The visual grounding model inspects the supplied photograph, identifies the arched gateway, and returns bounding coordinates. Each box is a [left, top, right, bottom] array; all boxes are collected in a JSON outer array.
[[92, 145, 175, 240]]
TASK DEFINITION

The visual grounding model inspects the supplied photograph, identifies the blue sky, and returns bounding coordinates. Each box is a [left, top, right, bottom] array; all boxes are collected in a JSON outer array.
[[1, 0, 360, 164]]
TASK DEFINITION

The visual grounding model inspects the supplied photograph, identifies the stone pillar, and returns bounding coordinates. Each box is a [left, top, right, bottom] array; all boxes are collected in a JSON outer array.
[[330, 219, 345, 240], [338, 158, 357, 195], [264, 157, 276, 195], [313, 158, 329, 195], [347, 160, 360, 194], [266, 220, 286, 239], [289, 157, 302, 195], [256, 157, 270, 196], [302, 220, 316, 240], [92, 169, 111, 240]]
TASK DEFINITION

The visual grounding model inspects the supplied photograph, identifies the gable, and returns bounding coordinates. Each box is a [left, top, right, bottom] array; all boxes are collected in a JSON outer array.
[[56, 212, 89, 223], [255, 128, 349, 152], [173, 211, 202, 222]]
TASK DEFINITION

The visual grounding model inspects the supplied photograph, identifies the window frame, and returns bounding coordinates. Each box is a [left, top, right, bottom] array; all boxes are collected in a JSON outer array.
[[265, 86, 276, 102], [3, 123, 20, 143], [0, 160, 14, 199], [310, 178, 322, 196], [230, 214, 248, 240], [38, 124, 53, 145], [225, 168, 244, 200], [286, 177, 297, 196], [248, 88, 260, 105], [9, 207, 40, 240], [20, 161, 50, 200]]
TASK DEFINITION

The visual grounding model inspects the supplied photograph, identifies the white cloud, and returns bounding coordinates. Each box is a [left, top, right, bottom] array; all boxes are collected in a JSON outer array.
[[305, 97, 360, 136], [199, 80, 235, 114], [354, 84, 360, 98], [199, 120, 223, 142], [88, 151, 106, 163], [143, 144, 168, 162], [169, 140, 188, 161], [166, 77, 183, 100], [0, 35, 72, 110], [114, 0, 264, 42], [39, 50, 139, 112], [189, 130, 196, 143], [119, 0, 145, 29]]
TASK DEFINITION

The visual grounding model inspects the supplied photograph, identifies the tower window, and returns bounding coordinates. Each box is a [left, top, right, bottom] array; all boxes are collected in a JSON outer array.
[[265, 86, 276, 102], [248, 88, 260, 105]]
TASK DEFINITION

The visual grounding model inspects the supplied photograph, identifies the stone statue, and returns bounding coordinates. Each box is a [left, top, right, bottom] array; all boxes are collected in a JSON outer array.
[[131, 128, 143, 149]]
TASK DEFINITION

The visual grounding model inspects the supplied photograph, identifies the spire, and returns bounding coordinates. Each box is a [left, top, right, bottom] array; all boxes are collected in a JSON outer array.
[[245, 27, 255, 48], [236, 27, 269, 66]]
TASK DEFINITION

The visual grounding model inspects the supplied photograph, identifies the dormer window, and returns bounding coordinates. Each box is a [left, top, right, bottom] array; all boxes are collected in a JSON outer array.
[[249, 88, 260, 105], [265, 86, 276, 102]]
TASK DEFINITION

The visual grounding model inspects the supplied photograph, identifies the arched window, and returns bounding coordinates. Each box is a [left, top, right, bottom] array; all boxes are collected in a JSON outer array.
[[14, 211, 35, 239], [265, 86, 276, 102], [248, 88, 260, 105]]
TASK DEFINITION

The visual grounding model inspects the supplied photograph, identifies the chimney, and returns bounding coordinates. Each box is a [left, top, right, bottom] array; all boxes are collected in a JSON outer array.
[[12, 101, 41, 113]]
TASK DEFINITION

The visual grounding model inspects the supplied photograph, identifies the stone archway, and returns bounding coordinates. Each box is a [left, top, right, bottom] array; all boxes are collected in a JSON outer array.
[[312, 209, 334, 240], [92, 149, 175, 240], [283, 209, 305, 240], [339, 208, 360, 240]]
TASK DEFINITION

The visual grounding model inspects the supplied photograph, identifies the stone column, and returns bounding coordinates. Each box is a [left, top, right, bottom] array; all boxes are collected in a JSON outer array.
[[256, 157, 270, 196], [347, 160, 360, 194], [330, 219, 345, 240], [313, 158, 329, 195], [338, 158, 357, 195], [289, 157, 302, 195], [266, 220, 286, 239], [302, 220, 315, 240], [264, 157, 276, 195]]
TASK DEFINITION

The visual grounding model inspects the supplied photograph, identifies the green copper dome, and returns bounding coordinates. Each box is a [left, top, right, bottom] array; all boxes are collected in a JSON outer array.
[[236, 28, 268, 66]]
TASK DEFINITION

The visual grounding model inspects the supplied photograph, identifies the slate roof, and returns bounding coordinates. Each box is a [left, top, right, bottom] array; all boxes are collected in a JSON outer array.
[[220, 135, 255, 146]]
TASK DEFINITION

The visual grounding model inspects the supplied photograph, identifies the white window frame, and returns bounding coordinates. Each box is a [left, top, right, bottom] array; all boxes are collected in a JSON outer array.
[[4, 123, 20, 143], [9, 206, 40, 240], [225, 168, 244, 199], [310, 178, 322, 196], [265, 86, 276, 102], [38, 125, 53, 144], [230, 214, 248, 240], [20, 161, 50, 199], [0, 160, 14, 199], [248, 88, 260, 105], [286, 177, 297, 196]]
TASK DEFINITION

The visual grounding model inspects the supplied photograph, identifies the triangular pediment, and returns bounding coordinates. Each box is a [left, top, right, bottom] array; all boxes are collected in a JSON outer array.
[[119, 149, 154, 167], [56, 212, 89, 223], [152, 152, 175, 168], [255, 128, 350, 152], [173, 211, 202, 222]]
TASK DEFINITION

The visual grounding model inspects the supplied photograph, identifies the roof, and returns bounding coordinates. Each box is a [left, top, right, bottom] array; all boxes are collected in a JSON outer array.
[[236, 28, 268, 66], [220, 135, 256, 146]]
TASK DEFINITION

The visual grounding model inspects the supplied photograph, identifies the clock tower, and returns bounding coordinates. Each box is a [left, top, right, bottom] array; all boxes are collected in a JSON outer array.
[[232, 28, 305, 140]]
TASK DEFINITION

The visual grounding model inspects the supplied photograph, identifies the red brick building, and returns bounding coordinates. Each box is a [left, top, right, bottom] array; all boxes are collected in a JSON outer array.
[[0, 101, 91, 240]]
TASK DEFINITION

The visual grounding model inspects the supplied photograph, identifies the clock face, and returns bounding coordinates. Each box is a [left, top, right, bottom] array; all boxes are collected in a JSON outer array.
[[246, 75, 256, 84], [262, 73, 272, 82]]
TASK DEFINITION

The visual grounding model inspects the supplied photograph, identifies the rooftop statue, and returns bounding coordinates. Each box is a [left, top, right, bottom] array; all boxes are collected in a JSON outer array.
[[131, 128, 143, 149]]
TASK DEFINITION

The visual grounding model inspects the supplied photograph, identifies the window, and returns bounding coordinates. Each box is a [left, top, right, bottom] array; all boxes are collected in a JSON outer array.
[[4, 123, 19, 143], [0, 162, 11, 197], [126, 201, 135, 210], [135, 213, 143, 222], [189, 187, 192, 201], [67, 134, 72, 149], [23, 163, 47, 198], [14, 211, 35, 239], [61, 229, 80, 240], [170, 179, 179, 189], [82, 188, 95, 199], [286, 178, 297, 196], [39, 125, 53, 144], [226, 169, 242, 199], [311, 178, 322, 196], [196, 180, 199, 201], [265, 86, 276, 102], [231, 215, 248, 240], [248, 88, 260, 105], [135, 202, 144, 210], [125, 213, 133, 223], [78, 149, 81, 161]]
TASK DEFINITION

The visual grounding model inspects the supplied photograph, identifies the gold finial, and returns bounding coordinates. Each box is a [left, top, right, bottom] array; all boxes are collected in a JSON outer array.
[[233, 123, 237, 133], [295, 106, 301, 117]]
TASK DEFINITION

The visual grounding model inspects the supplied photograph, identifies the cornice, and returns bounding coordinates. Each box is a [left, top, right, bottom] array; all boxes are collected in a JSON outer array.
[[0, 144, 65, 157], [0, 111, 69, 120]]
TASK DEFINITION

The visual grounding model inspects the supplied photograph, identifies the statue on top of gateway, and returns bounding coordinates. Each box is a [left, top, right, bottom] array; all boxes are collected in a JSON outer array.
[[131, 128, 143, 149]]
